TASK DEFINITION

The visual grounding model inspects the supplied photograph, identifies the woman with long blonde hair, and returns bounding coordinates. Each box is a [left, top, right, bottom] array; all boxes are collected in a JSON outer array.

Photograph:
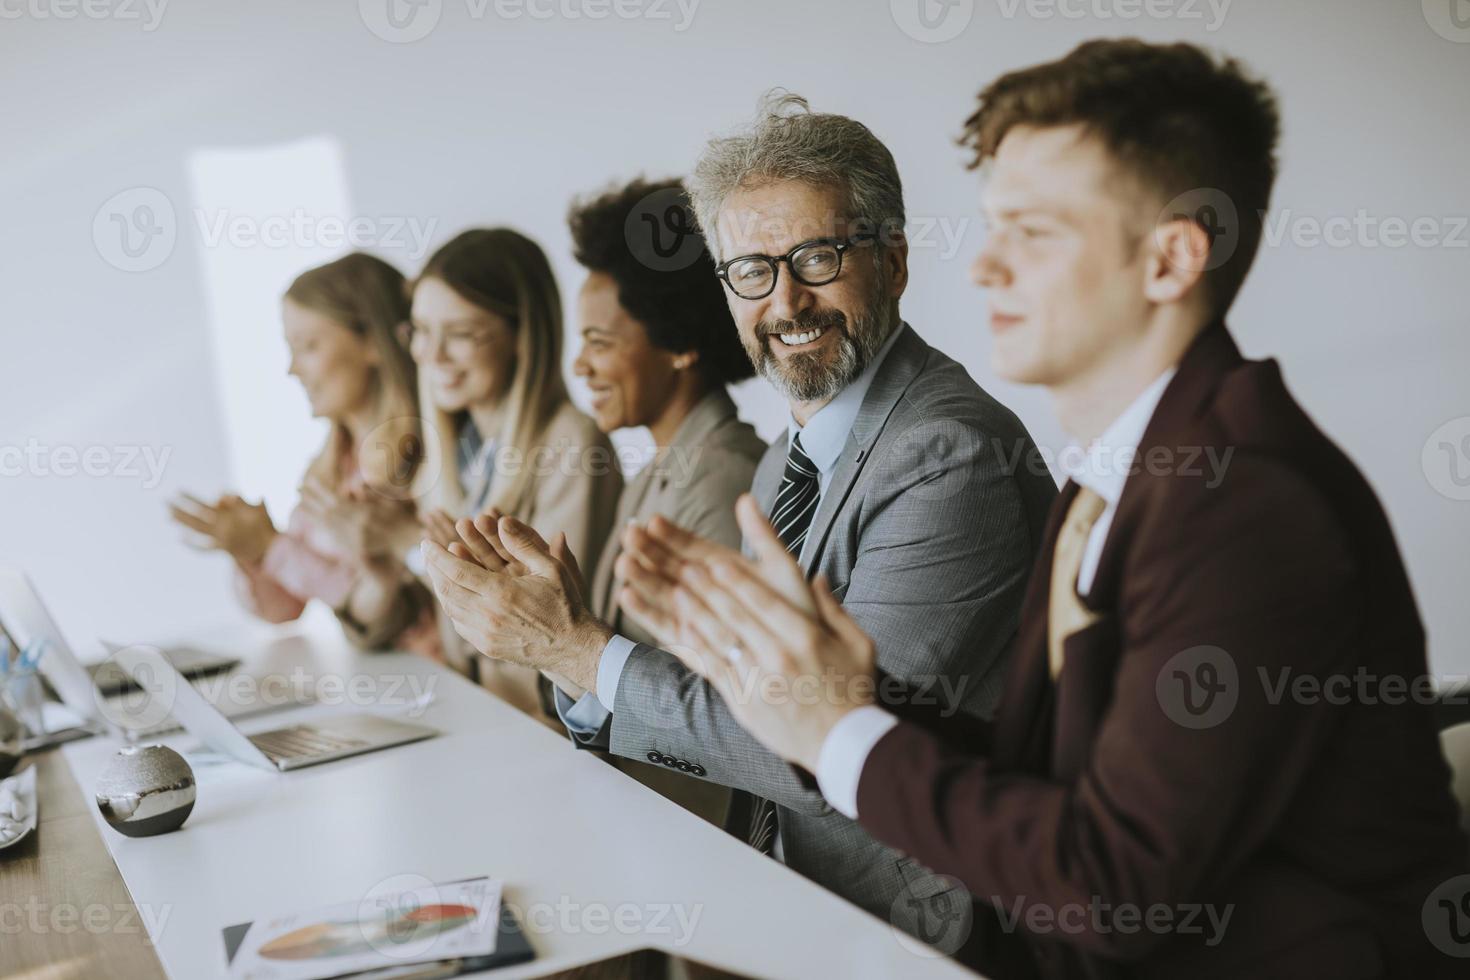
[[170, 252, 424, 633], [376, 229, 622, 717]]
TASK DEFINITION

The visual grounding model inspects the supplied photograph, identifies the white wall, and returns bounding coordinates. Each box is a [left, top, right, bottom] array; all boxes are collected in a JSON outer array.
[[3, 0, 1467, 675]]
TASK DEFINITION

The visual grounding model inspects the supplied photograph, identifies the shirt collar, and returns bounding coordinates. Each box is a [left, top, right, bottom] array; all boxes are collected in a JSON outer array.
[[787, 322, 905, 476], [1059, 367, 1177, 506], [457, 417, 497, 496]]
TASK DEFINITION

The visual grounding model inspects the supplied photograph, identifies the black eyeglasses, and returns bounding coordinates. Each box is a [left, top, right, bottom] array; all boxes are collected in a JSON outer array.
[[715, 233, 877, 300]]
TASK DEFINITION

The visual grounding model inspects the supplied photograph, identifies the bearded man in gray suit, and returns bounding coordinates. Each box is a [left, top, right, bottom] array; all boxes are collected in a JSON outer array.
[[424, 92, 1057, 946]]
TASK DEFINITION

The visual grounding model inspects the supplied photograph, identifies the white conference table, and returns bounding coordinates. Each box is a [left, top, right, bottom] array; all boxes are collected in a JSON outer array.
[[58, 613, 979, 979]]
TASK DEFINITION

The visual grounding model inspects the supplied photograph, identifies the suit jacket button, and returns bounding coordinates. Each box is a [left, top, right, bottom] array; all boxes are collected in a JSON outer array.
[[690, 765, 706, 777], [646, 751, 663, 764]]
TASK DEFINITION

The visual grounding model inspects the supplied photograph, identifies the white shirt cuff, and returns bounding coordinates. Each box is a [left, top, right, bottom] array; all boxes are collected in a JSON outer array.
[[816, 706, 899, 820], [555, 685, 610, 736], [595, 633, 638, 714]]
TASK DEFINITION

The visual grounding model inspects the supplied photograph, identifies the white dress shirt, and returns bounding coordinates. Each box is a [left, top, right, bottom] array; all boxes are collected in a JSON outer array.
[[814, 367, 1178, 819], [557, 324, 907, 733]]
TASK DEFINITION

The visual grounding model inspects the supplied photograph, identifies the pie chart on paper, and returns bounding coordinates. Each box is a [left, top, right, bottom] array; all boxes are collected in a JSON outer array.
[[258, 904, 480, 961]]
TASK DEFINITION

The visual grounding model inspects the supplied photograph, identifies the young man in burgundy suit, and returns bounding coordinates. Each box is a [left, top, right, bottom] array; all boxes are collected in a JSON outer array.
[[614, 39, 1470, 979]]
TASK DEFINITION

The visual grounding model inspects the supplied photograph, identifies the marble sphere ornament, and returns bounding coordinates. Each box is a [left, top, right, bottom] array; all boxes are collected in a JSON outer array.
[[95, 744, 196, 837]]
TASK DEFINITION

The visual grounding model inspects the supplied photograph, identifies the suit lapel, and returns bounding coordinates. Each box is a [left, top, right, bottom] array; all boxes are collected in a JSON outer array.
[[591, 464, 654, 626], [1086, 321, 1241, 604], [801, 325, 928, 574], [992, 480, 1078, 770]]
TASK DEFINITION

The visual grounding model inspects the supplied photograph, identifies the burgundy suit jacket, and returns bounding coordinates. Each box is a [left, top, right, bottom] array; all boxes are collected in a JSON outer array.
[[855, 325, 1468, 978]]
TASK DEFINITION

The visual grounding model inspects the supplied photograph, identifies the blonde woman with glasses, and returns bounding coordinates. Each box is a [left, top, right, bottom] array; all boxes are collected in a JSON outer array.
[[369, 229, 622, 719]]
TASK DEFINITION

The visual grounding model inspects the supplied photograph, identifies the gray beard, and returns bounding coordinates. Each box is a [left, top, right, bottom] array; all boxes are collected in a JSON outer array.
[[756, 305, 893, 404]]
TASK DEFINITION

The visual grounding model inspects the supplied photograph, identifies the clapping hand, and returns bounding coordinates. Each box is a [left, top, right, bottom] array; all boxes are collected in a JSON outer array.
[[298, 476, 414, 562], [169, 493, 278, 566], [421, 514, 606, 693], [618, 494, 877, 771]]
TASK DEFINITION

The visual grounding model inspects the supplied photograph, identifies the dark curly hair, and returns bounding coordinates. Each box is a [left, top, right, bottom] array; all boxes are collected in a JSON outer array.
[[964, 39, 1280, 319], [568, 177, 754, 386]]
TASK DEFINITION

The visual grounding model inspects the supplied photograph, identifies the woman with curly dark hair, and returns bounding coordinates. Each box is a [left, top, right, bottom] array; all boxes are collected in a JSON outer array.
[[552, 176, 765, 825]]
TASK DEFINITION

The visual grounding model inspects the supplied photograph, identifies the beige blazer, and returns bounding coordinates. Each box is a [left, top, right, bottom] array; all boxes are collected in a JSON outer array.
[[588, 387, 765, 636], [451, 400, 623, 715], [340, 401, 622, 722], [585, 388, 766, 821]]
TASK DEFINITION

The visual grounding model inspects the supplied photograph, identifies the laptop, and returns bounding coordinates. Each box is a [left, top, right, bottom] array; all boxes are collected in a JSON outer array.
[[0, 568, 306, 742], [112, 645, 438, 771]]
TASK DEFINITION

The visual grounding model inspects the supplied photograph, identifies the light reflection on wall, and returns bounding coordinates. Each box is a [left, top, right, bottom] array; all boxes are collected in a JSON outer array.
[[185, 136, 351, 522]]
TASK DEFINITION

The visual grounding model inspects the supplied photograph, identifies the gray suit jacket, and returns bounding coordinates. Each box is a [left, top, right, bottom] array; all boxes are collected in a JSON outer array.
[[601, 324, 1058, 936]]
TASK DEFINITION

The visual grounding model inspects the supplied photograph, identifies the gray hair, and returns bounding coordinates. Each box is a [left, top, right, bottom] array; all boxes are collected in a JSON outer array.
[[688, 90, 906, 263]]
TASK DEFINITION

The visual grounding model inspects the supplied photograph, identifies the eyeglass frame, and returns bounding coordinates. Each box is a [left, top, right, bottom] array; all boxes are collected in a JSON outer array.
[[714, 232, 879, 300]]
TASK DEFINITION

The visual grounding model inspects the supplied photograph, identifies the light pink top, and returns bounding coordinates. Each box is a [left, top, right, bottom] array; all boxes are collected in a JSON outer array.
[[234, 452, 363, 623]]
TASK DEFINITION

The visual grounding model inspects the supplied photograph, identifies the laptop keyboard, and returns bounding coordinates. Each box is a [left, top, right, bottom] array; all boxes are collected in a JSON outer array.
[[249, 725, 370, 764]]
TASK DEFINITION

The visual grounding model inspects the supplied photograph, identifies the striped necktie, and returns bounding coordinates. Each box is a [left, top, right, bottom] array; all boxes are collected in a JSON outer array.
[[743, 433, 822, 855], [772, 433, 821, 557]]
